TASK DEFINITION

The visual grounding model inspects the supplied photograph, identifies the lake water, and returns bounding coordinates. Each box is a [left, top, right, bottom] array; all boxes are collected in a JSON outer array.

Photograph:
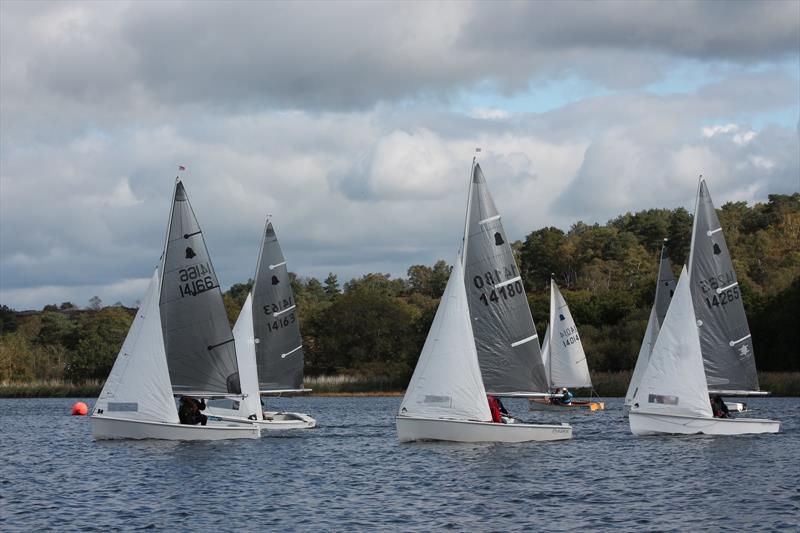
[[1, 396, 798, 532]]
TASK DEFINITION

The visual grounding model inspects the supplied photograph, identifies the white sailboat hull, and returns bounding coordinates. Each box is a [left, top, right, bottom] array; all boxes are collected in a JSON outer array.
[[90, 415, 261, 440], [396, 415, 572, 443], [629, 411, 780, 436], [261, 411, 316, 429], [204, 408, 316, 430]]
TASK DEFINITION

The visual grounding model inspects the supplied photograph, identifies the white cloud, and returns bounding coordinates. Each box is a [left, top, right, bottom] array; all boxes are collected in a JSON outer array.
[[469, 107, 510, 120]]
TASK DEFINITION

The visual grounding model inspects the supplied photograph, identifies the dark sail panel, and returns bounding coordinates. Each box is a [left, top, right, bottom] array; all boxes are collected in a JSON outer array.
[[655, 243, 677, 328], [464, 164, 549, 393], [252, 222, 304, 390], [689, 179, 759, 391], [159, 181, 241, 394]]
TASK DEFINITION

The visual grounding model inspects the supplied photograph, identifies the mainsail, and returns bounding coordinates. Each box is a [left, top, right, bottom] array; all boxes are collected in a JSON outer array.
[[688, 178, 759, 392], [159, 180, 241, 395], [631, 266, 713, 418], [94, 268, 178, 422], [625, 243, 676, 405], [545, 279, 592, 389], [399, 257, 492, 422], [251, 221, 304, 391], [464, 163, 549, 394]]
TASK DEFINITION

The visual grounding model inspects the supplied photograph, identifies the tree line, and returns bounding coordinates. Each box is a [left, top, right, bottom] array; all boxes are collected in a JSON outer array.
[[1, 193, 797, 384]]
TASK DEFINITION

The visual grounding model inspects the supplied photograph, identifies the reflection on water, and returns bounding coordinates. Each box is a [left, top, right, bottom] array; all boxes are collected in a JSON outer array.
[[1, 396, 797, 531]]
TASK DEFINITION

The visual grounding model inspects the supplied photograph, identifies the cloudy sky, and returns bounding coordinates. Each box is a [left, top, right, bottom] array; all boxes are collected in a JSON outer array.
[[1, 0, 798, 310]]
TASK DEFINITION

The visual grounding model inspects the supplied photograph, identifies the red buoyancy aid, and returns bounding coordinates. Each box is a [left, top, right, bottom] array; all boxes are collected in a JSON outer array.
[[487, 396, 502, 423]]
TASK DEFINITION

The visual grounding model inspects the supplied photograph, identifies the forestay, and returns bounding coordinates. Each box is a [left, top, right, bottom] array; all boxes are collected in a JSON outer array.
[[159, 181, 241, 395], [94, 268, 179, 423], [231, 293, 265, 419], [546, 280, 592, 389], [688, 179, 759, 392], [464, 163, 548, 394], [631, 267, 712, 418], [251, 222, 304, 391], [399, 258, 492, 422], [625, 244, 675, 405]]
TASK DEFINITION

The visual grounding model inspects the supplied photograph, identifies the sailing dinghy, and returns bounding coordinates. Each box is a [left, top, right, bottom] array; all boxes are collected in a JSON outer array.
[[396, 160, 572, 443], [625, 241, 676, 408], [91, 180, 261, 440], [205, 220, 315, 429], [628, 265, 779, 436], [530, 278, 604, 411]]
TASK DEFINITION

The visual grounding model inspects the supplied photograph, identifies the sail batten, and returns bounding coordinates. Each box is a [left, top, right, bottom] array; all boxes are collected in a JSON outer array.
[[464, 163, 549, 394]]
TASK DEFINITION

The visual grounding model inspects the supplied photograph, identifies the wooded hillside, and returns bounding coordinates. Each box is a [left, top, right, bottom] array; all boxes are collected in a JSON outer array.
[[2, 193, 797, 384]]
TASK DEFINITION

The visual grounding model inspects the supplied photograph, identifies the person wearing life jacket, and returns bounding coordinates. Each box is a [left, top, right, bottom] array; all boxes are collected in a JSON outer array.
[[178, 396, 208, 425], [561, 388, 573, 405], [487, 395, 503, 423], [710, 394, 730, 418]]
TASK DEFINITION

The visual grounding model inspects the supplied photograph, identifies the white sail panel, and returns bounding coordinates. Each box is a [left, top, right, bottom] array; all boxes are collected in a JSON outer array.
[[632, 267, 712, 418], [624, 306, 659, 406], [548, 280, 592, 389], [232, 293, 264, 420], [625, 244, 674, 406], [94, 268, 179, 423], [399, 258, 491, 422]]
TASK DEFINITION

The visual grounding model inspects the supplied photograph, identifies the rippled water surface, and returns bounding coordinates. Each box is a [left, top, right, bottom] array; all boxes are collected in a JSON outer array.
[[1, 397, 798, 531]]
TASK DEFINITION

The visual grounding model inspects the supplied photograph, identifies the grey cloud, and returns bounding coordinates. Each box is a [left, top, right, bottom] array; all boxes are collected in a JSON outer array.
[[3, 0, 797, 115], [463, 1, 799, 62]]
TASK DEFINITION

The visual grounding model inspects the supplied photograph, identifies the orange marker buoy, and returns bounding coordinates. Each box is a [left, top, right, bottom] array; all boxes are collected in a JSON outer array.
[[71, 402, 88, 416]]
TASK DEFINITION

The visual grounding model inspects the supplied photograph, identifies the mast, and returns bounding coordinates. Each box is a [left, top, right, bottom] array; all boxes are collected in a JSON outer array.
[[687, 175, 703, 276], [159, 177, 181, 280], [461, 155, 477, 268], [548, 274, 555, 389]]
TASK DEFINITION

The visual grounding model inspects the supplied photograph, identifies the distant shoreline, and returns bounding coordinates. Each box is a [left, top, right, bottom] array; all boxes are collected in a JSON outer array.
[[2, 372, 798, 398]]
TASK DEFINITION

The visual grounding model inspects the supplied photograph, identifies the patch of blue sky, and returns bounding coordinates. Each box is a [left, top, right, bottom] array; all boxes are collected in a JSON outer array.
[[645, 57, 799, 95], [451, 74, 615, 116], [644, 60, 726, 95]]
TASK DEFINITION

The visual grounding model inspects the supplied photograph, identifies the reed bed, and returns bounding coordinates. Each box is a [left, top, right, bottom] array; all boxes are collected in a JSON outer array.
[[2, 372, 799, 398]]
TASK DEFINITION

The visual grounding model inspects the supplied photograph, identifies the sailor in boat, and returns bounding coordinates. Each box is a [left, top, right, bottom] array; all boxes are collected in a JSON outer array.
[[487, 396, 517, 424], [710, 394, 731, 419], [551, 388, 573, 406], [178, 396, 208, 426]]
